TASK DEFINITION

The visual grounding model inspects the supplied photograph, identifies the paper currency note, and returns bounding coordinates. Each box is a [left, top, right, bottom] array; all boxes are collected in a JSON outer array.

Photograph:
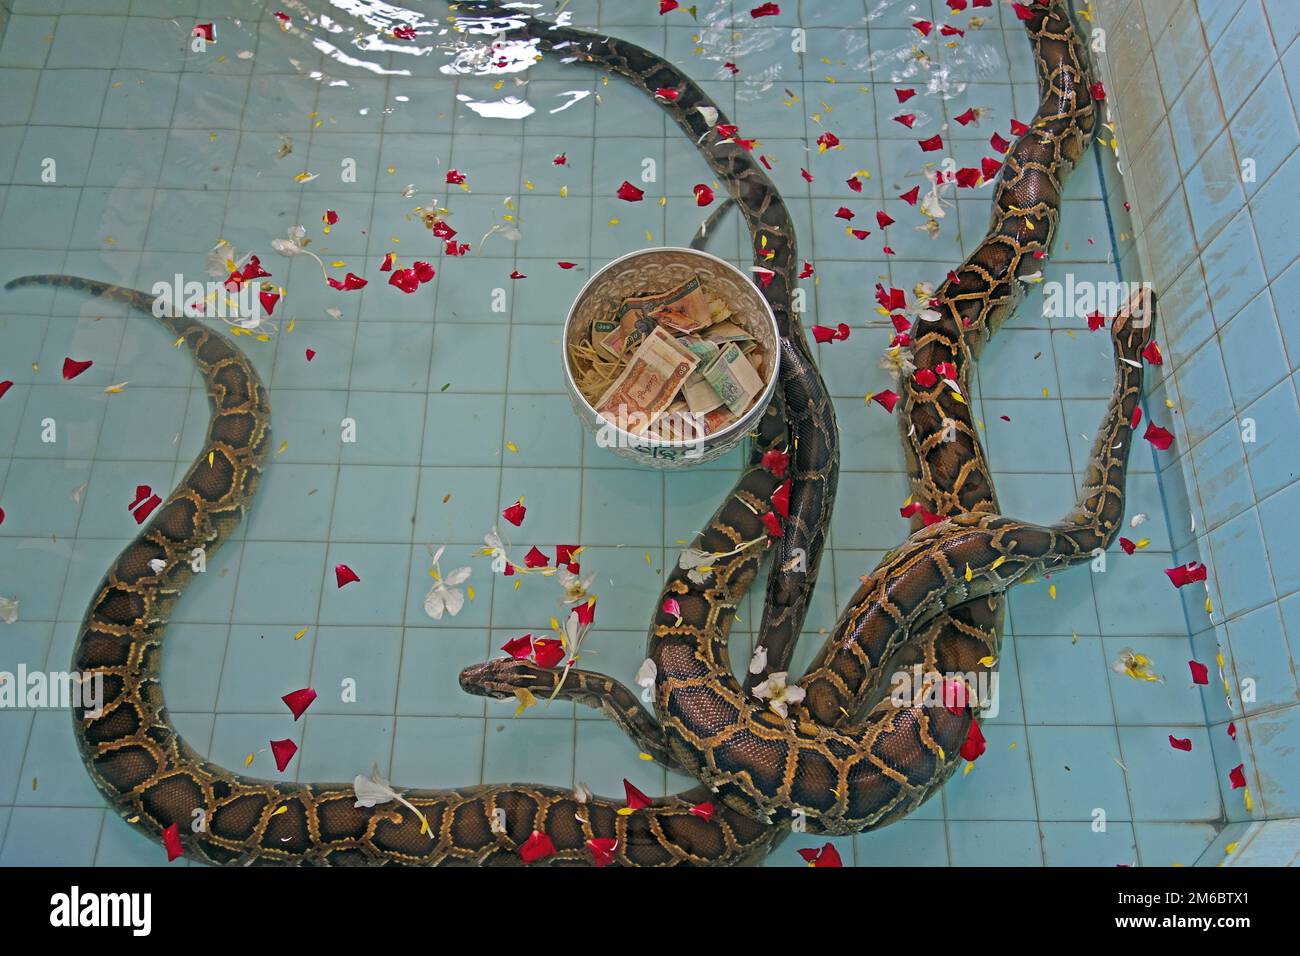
[[596, 326, 700, 434], [703, 319, 755, 347], [601, 275, 716, 358], [683, 369, 724, 416], [702, 341, 764, 415], [676, 334, 721, 363]]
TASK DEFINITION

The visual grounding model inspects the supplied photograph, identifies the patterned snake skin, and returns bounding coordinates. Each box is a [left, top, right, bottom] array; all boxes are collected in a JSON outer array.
[[3, 0, 1149, 863]]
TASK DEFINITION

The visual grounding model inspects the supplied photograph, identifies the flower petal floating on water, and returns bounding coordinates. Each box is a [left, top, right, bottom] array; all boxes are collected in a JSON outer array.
[[62, 357, 93, 380], [502, 499, 526, 526], [335, 564, 360, 588], [270, 738, 297, 772], [617, 180, 645, 202], [273, 687, 317, 724]]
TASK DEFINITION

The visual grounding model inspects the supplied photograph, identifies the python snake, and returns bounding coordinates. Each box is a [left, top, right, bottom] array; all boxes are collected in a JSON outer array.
[[4, 0, 1145, 863]]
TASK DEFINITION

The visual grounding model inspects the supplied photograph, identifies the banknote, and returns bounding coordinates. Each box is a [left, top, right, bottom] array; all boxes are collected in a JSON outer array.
[[682, 369, 724, 416], [590, 317, 618, 353], [600, 275, 718, 359], [676, 334, 721, 364], [703, 319, 755, 347], [703, 341, 764, 415], [596, 326, 700, 434], [702, 406, 737, 435]]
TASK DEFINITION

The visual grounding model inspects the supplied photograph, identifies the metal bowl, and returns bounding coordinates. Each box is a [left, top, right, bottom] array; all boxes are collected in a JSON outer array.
[[562, 246, 781, 469]]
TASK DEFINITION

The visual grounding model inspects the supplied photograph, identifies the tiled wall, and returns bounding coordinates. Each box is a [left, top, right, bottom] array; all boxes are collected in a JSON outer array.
[[1091, 0, 1299, 845]]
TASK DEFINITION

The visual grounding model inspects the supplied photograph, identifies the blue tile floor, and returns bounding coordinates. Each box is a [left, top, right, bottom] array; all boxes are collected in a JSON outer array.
[[0, 0, 1227, 866]]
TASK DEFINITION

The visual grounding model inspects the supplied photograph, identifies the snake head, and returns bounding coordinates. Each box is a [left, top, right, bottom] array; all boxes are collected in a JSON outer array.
[[459, 657, 551, 699]]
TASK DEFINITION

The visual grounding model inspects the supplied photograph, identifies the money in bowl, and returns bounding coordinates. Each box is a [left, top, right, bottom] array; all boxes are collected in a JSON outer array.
[[562, 247, 781, 469]]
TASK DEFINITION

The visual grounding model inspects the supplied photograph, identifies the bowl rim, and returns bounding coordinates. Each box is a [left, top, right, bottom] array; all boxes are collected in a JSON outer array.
[[561, 245, 781, 450]]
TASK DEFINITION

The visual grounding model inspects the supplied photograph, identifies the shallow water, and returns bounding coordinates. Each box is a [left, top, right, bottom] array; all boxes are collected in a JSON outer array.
[[0, 0, 1227, 866]]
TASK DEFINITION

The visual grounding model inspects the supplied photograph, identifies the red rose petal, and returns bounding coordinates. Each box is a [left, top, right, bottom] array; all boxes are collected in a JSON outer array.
[[1169, 735, 1192, 752], [62, 357, 93, 380], [943, 679, 969, 715], [623, 779, 652, 810], [509, 270, 527, 279], [959, 720, 986, 761], [761, 448, 789, 478], [616, 180, 645, 202], [1130, 404, 1142, 430], [131, 494, 162, 525], [446, 169, 466, 185], [876, 210, 895, 228], [816, 131, 840, 151], [502, 499, 526, 526], [990, 132, 1011, 153], [760, 511, 783, 538], [1010, 2, 1036, 20], [914, 368, 938, 388], [502, 634, 533, 659], [192, 23, 214, 41], [162, 823, 184, 861], [1089, 81, 1106, 101], [270, 738, 298, 772], [893, 113, 917, 129], [327, 272, 367, 291], [281, 687, 317, 720], [1010, 118, 1031, 136], [1164, 562, 1208, 588], [305, 348, 316, 362], [847, 175, 863, 193], [1143, 422, 1174, 450], [913, 19, 932, 36], [981, 156, 1003, 180], [1087, 310, 1106, 331], [655, 87, 680, 101], [335, 563, 360, 588], [659, 0, 679, 13], [1229, 764, 1247, 789], [851, 228, 871, 240], [519, 830, 556, 864], [574, 601, 595, 626], [690, 801, 714, 822], [524, 545, 549, 569], [800, 167, 813, 183], [1118, 537, 1136, 555], [1188, 660, 1209, 685], [587, 837, 619, 866], [1227, 722, 1237, 740], [557, 261, 578, 270], [0, 380, 12, 400], [895, 88, 916, 103], [872, 390, 899, 413], [259, 290, 280, 315], [662, 596, 682, 621], [811, 842, 842, 868], [556, 544, 579, 565], [772, 479, 791, 518], [693, 183, 715, 206], [900, 185, 920, 205], [834, 206, 855, 221], [1142, 340, 1164, 365], [954, 107, 978, 126], [918, 134, 944, 152], [750, 2, 780, 18], [532, 638, 565, 669]]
